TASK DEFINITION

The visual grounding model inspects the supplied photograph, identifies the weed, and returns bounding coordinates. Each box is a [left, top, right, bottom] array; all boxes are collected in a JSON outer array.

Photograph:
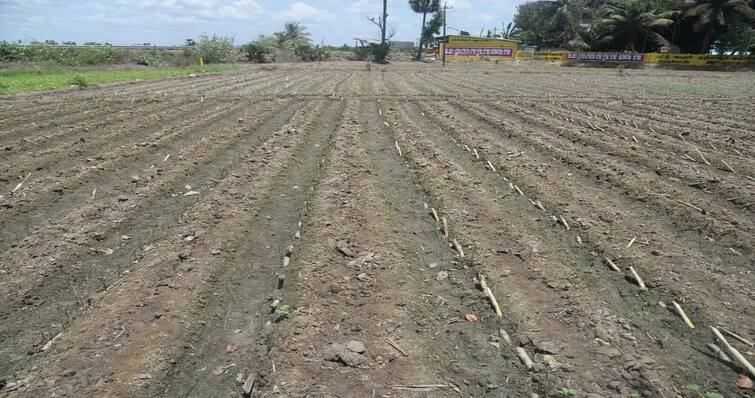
[[68, 75, 90, 87], [557, 387, 577, 397], [680, 384, 727, 398], [275, 304, 290, 316]]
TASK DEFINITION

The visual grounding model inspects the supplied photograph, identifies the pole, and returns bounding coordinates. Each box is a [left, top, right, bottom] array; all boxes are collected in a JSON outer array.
[[441, 1, 447, 66], [381, 0, 387, 45]]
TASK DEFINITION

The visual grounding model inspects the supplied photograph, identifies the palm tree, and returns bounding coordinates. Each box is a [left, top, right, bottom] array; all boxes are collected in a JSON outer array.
[[274, 22, 312, 50], [596, 0, 676, 52], [409, 0, 440, 61], [685, 0, 755, 53], [544, 0, 591, 48], [501, 21, 522, 40]]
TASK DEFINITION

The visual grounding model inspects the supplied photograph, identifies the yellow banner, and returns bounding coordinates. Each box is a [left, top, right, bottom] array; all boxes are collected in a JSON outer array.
[[535, 51, 565, 61], [438, 46, 752, 65], [644, 53, 754, 65]]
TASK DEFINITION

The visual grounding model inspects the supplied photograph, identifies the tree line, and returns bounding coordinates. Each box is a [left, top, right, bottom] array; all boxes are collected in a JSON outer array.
[[509, 0, 755, 54]]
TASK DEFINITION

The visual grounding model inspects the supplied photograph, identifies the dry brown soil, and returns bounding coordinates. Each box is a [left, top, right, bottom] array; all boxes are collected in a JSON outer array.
[[0, 62, 753, 398]]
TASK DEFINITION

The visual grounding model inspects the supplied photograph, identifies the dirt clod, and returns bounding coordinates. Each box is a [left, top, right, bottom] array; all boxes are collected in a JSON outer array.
[[535, 340, 565, 355], [335, 240, 355, 257], [346, 340, 366, 354]]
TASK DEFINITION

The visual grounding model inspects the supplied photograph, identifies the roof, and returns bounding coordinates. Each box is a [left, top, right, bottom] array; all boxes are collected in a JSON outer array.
[[352, 38, 380, 45]]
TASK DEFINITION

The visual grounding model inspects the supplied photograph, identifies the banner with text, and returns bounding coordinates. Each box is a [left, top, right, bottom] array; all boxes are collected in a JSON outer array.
[[445, 47, 514, 59]]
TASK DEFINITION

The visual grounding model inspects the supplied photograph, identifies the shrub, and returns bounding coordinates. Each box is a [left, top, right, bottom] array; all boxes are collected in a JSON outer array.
[[134, 50, 160, 66], [242, 42, 273, 63], [369, 43, 391, 63], [294, 44, 331, 62], [189, 34, 238, 64], [353, 46, 370, 61], [0, 41, 126, 66]]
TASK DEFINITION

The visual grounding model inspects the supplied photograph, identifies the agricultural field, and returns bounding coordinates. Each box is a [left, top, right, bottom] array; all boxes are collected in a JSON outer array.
[[0, 62, 753, 397]]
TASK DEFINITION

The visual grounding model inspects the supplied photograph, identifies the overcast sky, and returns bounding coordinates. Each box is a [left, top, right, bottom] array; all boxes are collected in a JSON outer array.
[[0, 0, 525, 46]]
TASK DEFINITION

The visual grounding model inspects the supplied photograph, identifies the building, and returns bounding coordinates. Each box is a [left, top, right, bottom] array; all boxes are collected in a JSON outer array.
[[390, 41, 415, 49], [437, 35, 519, 62]]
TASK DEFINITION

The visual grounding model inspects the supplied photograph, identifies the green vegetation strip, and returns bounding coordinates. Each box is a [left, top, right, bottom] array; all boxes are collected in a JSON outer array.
[[0, 65, 234, 94]]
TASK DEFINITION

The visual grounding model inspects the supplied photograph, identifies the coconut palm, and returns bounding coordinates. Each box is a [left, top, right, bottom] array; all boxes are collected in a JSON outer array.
[[409, 0, 441, 61], [544, 0, 592, 48], [274, 22, 312, 50], [501, 21, 522, 40], [595, 0, 676, 52], [685, 0, 755, 53]]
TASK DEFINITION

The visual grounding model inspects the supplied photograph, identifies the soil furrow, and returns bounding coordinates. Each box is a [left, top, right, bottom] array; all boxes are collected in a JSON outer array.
[[0, 99, 305, 378], [440, 99, 754, 253], [0, 100, 254, 251], [393, 98, 753, 396], [150, 99, 343, 397], [9, 99, 328, 397]]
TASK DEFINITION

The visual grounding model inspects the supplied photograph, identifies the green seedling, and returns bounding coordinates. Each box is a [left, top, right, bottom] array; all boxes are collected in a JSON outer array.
[[275, 304, 290, 316]]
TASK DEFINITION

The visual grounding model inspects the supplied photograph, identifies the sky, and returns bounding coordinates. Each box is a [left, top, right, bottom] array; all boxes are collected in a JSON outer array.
[[0, 0, 525, 46]]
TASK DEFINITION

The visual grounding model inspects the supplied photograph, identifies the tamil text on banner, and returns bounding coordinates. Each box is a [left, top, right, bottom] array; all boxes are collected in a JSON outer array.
[[644, 53, 754, 65], [565, 52, 644, 62], [443, 35, 518, 61], [445, 47, 514, 58]]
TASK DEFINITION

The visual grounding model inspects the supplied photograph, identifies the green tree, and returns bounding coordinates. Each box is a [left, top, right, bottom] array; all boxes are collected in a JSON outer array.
[[242, 36, 274, 63], [190, 34, 237, 63], [595, 0, 676, 52], [515, 1, 556, 46], [713, 18, 755, 53], [515, 0, 591, 48], [421, 10, 444, 48], [409, 0, 441, 61], [274, 22, 312, 50], [546, 0, 586, 47], [685, 0, 755, 53]]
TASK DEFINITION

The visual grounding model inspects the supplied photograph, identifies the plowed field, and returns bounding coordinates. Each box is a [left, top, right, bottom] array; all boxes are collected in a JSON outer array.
[[1, 62, 753, 398]]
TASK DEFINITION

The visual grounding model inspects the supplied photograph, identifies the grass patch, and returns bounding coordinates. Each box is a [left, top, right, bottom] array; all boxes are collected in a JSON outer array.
[[0, 64, 234, 94]]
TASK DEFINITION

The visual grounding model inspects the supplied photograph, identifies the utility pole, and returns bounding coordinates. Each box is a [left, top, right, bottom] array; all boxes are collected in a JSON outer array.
[[381, 0, 388, 45], [441, 1, 451, 66]]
